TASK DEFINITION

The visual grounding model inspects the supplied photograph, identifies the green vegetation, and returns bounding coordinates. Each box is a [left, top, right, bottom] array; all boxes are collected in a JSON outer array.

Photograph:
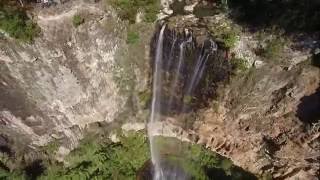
[[261, 38, 285, 60], [231, 57, 249, 73], [183, 95, 193, 105], [40, 132, 150, 180], [154, 136, 257, 180], [110, 0, 160, 23], [0, 2, 40, 42], [221, 30, 239, 49], [227, 0, 320, 32], [72, 14, 85, 27], [209, 23, 240, 49], [40, 140, 60, 157], [138, 90, 151, 108], [0, 133, 257, 180], [127, 31, 140, 44]]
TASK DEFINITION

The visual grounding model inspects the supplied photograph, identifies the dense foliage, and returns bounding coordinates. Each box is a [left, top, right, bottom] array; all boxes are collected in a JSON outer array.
[[0, 1, 40, 42], [0, 133, 257, 180], [230, 58, 249, 73], [0, 133, 150, 180], [227, 0, 320, 32], [38, 133, 150, 180], [110, 0, 160, 23]]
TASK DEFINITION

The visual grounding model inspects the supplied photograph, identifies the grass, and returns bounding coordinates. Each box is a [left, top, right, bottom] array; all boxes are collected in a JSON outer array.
[[127, 31, 140, 44], [221, 30, 239, 49], [110, 0, 160, 23], [208, 21, 240, 49], [261, 38, 285, 60], [72, 14, 85, 27], [231, 57, 249, 73], [0, 2, 40, 42], [138, 89, 151, 108]]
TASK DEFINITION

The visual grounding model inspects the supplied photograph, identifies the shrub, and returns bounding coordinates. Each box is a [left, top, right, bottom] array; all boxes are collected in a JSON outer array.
[[210, 26, 240, 49], [261, 38, 284, 60], [38, 132, 150, 179], [231, 57, 249, 73], [227, 0, 320, 32], [127, 31, 139, 44], [138, 90, 151, 108], [72, 14, 84, 27], [0, 4, 40, 42], [0, 133, 257, 179], [222, 31, 239, 49], [110, 0, 160, 23]]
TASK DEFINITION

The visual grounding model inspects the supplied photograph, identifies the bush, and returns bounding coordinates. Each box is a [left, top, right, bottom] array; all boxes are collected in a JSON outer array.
[[72, 14, 84, 27], [0, 3, 40, 42], [38, 132, 150, 179], [222, 31, 239, 49], [138, 90, 151, 108], [127, 31, 139, 44], [231, 57, 249, 73], [110, 0, 160, 23], [210, 26, 240, 49], [261, 38, 284, 60], [227, 0, 320, 32]]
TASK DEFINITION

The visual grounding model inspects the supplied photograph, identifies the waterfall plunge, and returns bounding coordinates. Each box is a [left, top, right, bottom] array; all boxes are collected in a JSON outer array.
[[148, 25, 218, 180], [149, 25, 166, 179]]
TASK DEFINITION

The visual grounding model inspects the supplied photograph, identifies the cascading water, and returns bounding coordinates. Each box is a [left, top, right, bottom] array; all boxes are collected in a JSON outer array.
[[148, 24, 221, 180], [149, 25, 166, 179], [168, 37, 191, 110]]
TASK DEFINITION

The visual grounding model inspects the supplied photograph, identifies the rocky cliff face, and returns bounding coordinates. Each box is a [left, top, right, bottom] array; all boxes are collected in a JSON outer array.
[[195, 64, 320, 179], [0, 0, 151, 160], [154, 1, 320, 179]]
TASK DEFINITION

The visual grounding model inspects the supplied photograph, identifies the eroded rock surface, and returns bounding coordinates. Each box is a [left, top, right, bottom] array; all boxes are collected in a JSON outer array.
[[0, 0, 150, 157], [156, 1, 320, 178], [195, 64, 320, 179]]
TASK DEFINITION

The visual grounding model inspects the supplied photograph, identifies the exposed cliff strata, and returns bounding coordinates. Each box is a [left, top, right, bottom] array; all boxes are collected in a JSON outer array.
[[195, 64, 320, 178], [154, 1, 320, 179], [0, 0, 150, 159]]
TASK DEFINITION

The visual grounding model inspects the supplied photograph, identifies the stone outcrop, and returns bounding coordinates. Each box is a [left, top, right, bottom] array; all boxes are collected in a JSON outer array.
[[0, 0, 150, 158]]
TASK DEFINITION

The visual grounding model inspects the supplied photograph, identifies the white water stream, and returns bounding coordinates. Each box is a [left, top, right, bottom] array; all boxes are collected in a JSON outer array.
[[148, 25, 218, 180]]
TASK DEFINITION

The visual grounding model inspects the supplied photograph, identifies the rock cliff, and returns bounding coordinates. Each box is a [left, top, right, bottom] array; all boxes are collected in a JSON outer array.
[[0, 0, 151, 160]]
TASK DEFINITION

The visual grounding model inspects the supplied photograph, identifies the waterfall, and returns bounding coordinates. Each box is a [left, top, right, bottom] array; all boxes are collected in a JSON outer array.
[[167, 37, 191, 111], [148, 25, 165, 180], [148, 25, 219, 180]]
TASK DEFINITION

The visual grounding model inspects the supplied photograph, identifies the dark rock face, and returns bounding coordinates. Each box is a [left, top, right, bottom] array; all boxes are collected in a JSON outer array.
[[297, 86, 320, 124], [24, 160, 46, 180]]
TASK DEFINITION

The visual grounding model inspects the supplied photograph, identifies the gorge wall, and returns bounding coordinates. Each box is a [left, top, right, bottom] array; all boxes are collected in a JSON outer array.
[[0, 0, 151, 161]]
